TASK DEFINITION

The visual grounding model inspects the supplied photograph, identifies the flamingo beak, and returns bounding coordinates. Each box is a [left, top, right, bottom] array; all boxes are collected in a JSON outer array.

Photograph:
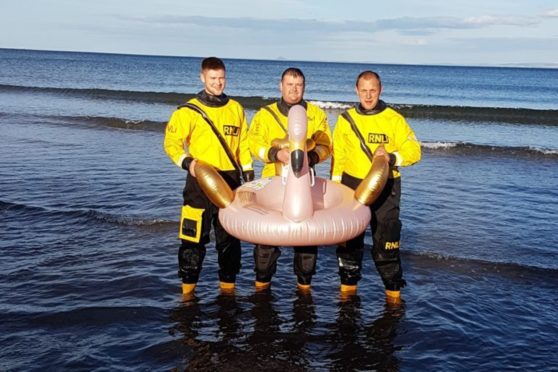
[[290, 149, 305, 177]]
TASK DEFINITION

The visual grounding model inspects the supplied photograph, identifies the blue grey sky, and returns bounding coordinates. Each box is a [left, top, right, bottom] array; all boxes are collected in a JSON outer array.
[[1, 0, 557, 66]]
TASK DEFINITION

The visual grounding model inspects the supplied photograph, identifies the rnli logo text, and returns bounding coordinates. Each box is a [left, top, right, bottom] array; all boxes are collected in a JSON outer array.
[[223, 125, 240, 136], [385, 241, 400, 250], [368, 133, 389, 144]]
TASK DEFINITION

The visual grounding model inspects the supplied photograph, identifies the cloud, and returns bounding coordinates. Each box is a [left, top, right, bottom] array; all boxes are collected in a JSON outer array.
[[374, 15, 538, 34], [449, 35, 558, 52], [542, 9, 558, 17], [462, 15, 537, 26], [123, 14, 539, 36], [124, 15, 327, 33]]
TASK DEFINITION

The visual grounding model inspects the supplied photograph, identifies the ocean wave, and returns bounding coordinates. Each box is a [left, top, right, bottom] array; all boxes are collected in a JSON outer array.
[[392, 104, 558, 125], [3, 111, 557, 157], [2, 112, 167, 132], [2, 200, 556, 273], [4, 111, 557, 157], [422, 141, 558, 158], [2, 83, 557, 124], [61, 115, 166, 132], [403, 250, 558, 278], [308, 100, 352, 110], [0, 200, 175, 227], [0, 83, 274, 110], [86, 210, 175, 227], [0, 83, 189, 106]]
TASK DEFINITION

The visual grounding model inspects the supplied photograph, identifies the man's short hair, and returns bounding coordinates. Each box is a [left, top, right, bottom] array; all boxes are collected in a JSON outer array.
[[281, 67, 305, 83], [356, 70, 381, 87], [201, 57, 226, 72]]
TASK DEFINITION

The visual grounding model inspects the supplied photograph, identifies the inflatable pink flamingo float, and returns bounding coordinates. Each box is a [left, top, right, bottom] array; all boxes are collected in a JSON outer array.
[[194, 105, 389, 246]]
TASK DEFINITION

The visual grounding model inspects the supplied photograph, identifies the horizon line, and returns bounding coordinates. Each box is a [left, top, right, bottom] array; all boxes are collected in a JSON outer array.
[[1, 47, 557, 70]]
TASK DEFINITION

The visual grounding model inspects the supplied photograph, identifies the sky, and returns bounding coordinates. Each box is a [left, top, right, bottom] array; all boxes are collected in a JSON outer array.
[[1, 0, 557, 67]]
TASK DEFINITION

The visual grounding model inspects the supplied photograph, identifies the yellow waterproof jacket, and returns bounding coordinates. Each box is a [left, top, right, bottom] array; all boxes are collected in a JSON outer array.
[[331, 106, 421, 181], [164, 97, 253, 173], [248, 102, 332, 178]]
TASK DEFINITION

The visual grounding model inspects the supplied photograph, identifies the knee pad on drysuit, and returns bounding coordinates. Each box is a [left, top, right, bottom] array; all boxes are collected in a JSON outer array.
[[337, 243, 364, 285], [254, 245, 281, 282], [373, 219, 402, 257], [216, 238, 241, 283], [294, 247, 317, 284], [178, 242, 206, 283]]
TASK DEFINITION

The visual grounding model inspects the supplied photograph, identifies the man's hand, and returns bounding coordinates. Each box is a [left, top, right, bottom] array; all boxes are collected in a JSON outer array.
[[374, 145, 389, 162], [374, 145, 396, 166]]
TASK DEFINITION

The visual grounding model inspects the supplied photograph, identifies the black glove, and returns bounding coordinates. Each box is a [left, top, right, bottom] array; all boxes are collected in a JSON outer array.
[[308, 151, 320, 167], [243, 170, 255, 182]]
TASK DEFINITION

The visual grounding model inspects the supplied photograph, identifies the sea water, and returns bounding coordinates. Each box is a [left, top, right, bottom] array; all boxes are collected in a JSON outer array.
[[1, 48, 557, 370]]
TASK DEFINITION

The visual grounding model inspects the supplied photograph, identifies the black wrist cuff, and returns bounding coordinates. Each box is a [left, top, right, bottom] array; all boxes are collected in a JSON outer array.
[[268, 147, 279, 162], [181, 156, 194, 171], [388, 153, 397, 166], [243, 170, 255, 182]]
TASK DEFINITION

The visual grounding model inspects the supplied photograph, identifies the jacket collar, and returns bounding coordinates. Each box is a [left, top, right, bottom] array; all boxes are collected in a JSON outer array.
[[196, 90, 229, 107], [355, 100, 387, 115], [277, 98, 308, 116]]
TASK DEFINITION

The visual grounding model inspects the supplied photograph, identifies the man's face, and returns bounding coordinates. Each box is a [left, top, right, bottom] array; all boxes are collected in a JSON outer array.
[[200, 68, 226, 96], [280, 74, 305, 105], [356, 77, 382, 110]]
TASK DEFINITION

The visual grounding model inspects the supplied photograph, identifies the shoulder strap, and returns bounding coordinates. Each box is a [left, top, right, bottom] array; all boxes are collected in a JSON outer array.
[[263, 106, 288, 134], [180, 102, 244, 180], [341, 111, 374, 162]]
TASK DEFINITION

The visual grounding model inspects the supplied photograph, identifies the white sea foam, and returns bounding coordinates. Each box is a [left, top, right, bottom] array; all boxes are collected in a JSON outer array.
[[308, 100, 351, 110], [528, 146, 558, 155], [421, 141, 458, 149]]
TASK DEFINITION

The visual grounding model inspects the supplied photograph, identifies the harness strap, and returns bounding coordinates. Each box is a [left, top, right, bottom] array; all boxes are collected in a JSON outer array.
[[180, 102, 244, 181], [341, 111, 374, 162], [263, 106, 288, 134]]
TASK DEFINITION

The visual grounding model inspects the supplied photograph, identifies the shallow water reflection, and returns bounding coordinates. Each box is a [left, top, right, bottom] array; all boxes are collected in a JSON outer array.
[[169, 290, 405, 371]]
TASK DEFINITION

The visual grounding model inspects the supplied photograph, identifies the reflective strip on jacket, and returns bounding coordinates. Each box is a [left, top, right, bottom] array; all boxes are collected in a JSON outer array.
[[331, 106, 421, 181]]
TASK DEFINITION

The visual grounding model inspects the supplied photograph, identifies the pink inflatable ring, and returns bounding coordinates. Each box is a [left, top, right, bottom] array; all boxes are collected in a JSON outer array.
[[194, 105, 389, 246], [219, 176, 371, 246]]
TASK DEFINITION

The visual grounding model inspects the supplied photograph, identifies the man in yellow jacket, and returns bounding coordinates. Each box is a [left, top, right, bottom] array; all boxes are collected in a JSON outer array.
[[164, 57, 254, 296], [248, 67, 332, 292], [331, 70, 421, 305]]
